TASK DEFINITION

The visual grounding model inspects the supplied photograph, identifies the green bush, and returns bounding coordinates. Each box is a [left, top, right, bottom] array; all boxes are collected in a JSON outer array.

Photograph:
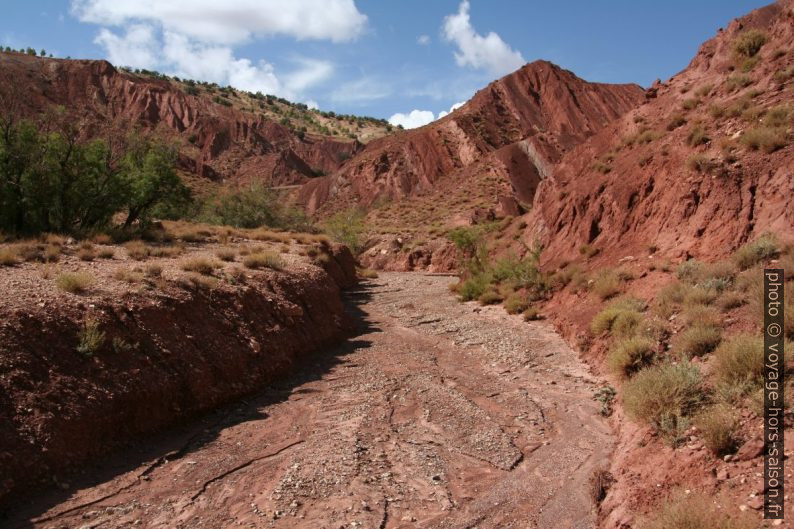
[[77, 319, 105, 356], [591, 269, 624, 300], [733, 29, 767, 58], [590, 297, 646, 336], [675, 259, 702, 283], [0, 111, 188, 236], [478, 289, 503, 305], [607, 336, 655, 378], [504, 292, 529, 314], [673, 324, 722, 358], [623, 361, 703, 441], [457, 273, 490, 301], [740, 125, 788, 153], [733, 233, 780, 270], [199, 183, 310, 231], [714, 334, 764, 387], [322, 208, 365, 254]]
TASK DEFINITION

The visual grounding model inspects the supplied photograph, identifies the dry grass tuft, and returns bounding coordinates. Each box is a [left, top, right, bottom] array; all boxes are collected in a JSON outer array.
[[639, 491, 755, 529], [243, 251, 284, 270], [55, 272, 93, 294], [181, 258, 219, 275]]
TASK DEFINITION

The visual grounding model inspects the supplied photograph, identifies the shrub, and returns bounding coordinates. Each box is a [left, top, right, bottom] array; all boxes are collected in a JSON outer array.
[[665, 113, 686, 130], [676, 259, 702, 283], [653, 282, 686, 318], [578, 244, 599, 258], [0, 247, 19, 266], [478, 289, 503, 305], [181, 258, 218, 275], [504, 292, 529, 314], [695, 403, 740, 456], [681, 305, 723, 327], [522, 307, 542, 321], [719, 291, 747, 311], [685, 154, 711, 173], [590, 297, 646, 336], [323, 208, 365, 254], [686, 125, 709, 146], [77, 248, 95, 261], [144, 264, 162, 278], [97, 248, 115, 259], [681, 98, 699, 111], [726, 74, 753, 91], [243, 251, 284, 270], [640, 491, 755, 529], [55, 272, 93, 294], [216, 248, 236, 262], [733, 233, 780, 270], [76, 319, 105, 356], [714, 334, 764, 387], [591, 269, 623, 300], [733, 29, 767, 58], [673, 324, 722, 358], [113, 268, 144, 284], [683, 286, 718, 307], [124, 240, 150, 260], [740, 125, 787, 153], [623, 361, 703, 441], [607, 336, 655, 378], [180, 272, 218, 290]]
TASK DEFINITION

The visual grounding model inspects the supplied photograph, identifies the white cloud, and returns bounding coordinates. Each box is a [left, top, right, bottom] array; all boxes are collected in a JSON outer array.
[[95, 24, 158, 68], [438, 101, 465, 118], [71, 0, 367, 44], [74, 0, 350, 101], [388, 109, 435, 129], [388, 100, 467, 129], [442, 0, 524, 77], [417, 35, 430, 45]]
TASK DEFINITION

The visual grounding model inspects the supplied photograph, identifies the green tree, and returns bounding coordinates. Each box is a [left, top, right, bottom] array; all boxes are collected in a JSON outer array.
[[323, 208, 365, 253], [119, 134, 189, 228]]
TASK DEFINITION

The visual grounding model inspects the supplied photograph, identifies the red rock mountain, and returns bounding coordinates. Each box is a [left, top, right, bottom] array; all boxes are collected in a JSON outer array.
[[299, 61, 644, 215], [524, 1, 794, 265], [0, 53, 372, 188]]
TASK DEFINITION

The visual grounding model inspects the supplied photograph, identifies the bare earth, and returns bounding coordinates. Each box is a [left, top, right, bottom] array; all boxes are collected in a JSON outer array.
[[11, 272, 611, 529]]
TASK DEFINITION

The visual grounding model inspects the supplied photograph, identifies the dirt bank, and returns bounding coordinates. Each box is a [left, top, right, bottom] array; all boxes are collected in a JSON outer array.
[[0, 237, 356, 509]]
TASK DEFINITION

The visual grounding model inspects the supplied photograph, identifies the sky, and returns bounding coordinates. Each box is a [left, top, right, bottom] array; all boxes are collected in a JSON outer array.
[[1, 1, 771, 128]]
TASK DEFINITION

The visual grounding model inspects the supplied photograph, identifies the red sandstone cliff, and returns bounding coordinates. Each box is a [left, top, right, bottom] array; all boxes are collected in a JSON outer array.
[[298, 61, 645, 215]]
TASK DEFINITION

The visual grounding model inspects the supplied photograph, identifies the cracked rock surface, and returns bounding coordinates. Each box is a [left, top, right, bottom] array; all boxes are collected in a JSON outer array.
[[11, 273, 611, 529]]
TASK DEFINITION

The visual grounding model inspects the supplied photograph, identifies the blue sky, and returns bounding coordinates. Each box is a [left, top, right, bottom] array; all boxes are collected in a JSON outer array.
[[1, 1, 769, 127]]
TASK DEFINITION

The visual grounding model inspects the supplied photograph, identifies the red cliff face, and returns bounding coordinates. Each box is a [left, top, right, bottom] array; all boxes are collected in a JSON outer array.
[[299, 61, 644, 215], [523, 0, 794, 264], [0, 53, 360, 187]]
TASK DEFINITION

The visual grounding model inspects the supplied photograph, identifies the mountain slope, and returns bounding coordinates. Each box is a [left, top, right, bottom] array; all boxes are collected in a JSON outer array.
[[299, 61, 644, 216], [0, 52, 391, 190], [523, 1, 794, 265]]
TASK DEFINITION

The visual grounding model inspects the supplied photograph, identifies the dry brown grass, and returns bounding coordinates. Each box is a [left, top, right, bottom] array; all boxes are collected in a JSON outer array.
[[639, 491, 755, 529], [216, 248, 236, 262], [77, 248, 95, 261], [0, 246, 19, 266], [181, 258, 219, 275], [243, 251, 284, 270], [124, 240, 150, 260], [97, 248, 115, 259], [55, 272, 93, 294], [113, 268, 144, 284], [695, 403, 740, 456]]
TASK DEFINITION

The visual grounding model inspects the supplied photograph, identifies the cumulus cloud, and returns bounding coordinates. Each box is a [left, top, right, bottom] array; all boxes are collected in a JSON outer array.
[[388, 100, 467, 129], [94, 24, 158, 69], [388, 109, 435, 129], [72, 0, 353, 100], [71, 0, 367, 44], [442, 0, 524, 76], [438, 101, 465, 118], [417, 35, 430, 45]]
